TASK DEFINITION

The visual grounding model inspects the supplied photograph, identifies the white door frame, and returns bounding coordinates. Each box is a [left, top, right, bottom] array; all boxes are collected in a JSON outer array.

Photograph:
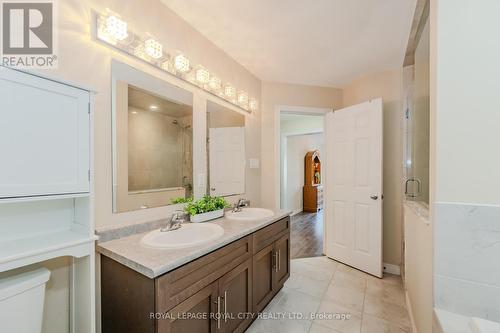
[[274, 105, 332, 209]]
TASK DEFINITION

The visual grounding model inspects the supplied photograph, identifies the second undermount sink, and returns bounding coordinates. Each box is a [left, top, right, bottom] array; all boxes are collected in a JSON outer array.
[[226, 208, 275, 221], [141, 223, 224, 249]]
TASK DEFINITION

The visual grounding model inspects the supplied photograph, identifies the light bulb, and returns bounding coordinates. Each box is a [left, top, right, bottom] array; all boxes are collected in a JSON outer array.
[[209, 76, 221, 90], [144, 39, 163, 59], [224, 84, 236, 98], [106, 15, 128, 41], [133, 45, 149, 61], [195, 67, 210, 84], [161, 60, 175, 73], [174, 54, 190, 73], [249, 98, 258, 111], [237, 91, 248, 106]]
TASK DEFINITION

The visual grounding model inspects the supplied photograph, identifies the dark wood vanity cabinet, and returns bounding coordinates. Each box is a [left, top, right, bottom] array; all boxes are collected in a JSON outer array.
[[252, 220, 290, 313], [274, 232, 290, 287], [101, 216, 290, 333], [159, 281, 218, 333], [158, 260, 252, 333], [218, 260, 253, 333]]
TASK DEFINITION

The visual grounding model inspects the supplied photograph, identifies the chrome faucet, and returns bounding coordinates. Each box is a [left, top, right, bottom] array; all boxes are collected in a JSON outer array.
[[232, 198, 249, 213], [161, 210, 185, 232]]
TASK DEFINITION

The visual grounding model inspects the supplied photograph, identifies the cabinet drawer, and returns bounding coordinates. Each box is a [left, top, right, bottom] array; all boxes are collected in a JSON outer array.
[[156, 235, 252, 312], [253, 217, 290, 254]]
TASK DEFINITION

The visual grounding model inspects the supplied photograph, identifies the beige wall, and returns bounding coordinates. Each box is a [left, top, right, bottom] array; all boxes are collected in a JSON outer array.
[[33, 0, 261, 229], [342, 69, 404, 266], [431, 0, 500, 206], [31, 1, 261, 332], [260, 81, 343, 209]]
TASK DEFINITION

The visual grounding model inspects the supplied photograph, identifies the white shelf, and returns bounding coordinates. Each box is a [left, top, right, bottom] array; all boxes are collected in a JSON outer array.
[[0, 230, 97, 272], [0, 192, 90, 205]]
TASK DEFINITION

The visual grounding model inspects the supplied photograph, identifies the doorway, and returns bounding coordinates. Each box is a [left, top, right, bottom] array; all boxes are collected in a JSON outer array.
[[277, 107, 329, 259], [275, 101, 384, 277]]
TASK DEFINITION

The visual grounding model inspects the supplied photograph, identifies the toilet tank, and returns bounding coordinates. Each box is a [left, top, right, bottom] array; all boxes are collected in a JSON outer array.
[[0, 267, 50, 333]]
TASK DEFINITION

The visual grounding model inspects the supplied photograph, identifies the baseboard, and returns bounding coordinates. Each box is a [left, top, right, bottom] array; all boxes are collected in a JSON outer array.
[[383, 262, 401, 275], [405, 290, 418, 333]]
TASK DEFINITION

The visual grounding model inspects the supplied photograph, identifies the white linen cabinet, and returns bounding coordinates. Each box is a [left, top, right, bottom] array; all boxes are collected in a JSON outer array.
[[0, 66, 96, 333]]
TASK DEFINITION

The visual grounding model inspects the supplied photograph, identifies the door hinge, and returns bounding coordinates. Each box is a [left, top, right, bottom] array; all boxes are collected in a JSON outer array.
[[88, 102, 91, 114], [405, 108, 410, 119], [88, 170, 91, 181]]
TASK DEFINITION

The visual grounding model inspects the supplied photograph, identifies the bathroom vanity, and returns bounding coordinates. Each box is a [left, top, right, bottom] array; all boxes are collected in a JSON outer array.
[[98, 212, 290, 333]]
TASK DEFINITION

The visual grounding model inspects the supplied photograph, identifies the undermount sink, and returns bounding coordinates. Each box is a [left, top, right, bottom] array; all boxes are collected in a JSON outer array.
[[141, 223, 224, 249], [226, 208, 275, 221]]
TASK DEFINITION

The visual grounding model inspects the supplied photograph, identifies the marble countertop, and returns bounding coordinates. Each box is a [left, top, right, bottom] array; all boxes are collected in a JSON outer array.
[[404, 200, 430, 224], [96, 209, 291, 279]]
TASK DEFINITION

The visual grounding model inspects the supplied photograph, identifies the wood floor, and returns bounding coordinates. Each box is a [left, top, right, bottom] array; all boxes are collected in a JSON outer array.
[[290, 211, 324, 259]]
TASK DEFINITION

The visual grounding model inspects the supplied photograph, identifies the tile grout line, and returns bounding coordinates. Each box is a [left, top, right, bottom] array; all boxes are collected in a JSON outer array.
[[306, 259, 339, 333]]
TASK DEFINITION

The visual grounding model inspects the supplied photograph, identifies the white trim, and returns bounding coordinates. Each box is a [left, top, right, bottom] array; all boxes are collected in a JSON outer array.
[[405, 290, 419, 333], [383, 262, 401, 275], [274, 105, 332, 210]]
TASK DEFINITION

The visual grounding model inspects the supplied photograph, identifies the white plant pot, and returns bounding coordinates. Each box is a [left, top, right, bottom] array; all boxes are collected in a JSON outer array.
[[189, 209, 224, 223]]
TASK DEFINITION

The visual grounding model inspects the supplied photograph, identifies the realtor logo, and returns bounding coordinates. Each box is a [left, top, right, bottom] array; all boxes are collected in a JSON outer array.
[[1, 0, 57, 68]]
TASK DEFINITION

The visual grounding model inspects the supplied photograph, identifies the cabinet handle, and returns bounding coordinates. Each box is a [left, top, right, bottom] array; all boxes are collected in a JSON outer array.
[[224, 290, 228, 323], [216, 296, 221, 329], [278, 250, 281, 271], [274, 251, 278, 272]]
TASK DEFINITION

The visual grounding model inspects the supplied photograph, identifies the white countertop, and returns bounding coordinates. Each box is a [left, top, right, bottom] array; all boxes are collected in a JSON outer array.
[[97, 210, 291, 278]]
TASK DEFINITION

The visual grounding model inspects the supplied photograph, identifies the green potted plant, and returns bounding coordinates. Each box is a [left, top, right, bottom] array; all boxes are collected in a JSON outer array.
[[171, 196, 229, 223]]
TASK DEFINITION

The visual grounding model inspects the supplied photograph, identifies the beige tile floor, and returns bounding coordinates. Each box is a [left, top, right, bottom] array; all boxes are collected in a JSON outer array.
[[247, 256, 411, 333]]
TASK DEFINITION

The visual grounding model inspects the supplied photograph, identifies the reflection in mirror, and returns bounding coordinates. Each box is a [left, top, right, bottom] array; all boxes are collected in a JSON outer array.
[[206, 101, 246, 197], [112, 69, 193, 213]]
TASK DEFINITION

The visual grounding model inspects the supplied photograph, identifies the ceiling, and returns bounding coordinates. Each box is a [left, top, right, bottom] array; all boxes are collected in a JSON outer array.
[[128, 86, 192, 117], [160, 0, 416, 87]]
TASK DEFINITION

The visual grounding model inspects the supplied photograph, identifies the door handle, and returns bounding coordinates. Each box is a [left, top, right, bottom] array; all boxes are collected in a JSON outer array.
[[370, 195, 378, 200]]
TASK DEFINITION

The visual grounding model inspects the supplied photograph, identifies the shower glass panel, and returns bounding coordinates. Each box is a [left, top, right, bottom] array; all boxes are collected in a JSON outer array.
[[404, 17, 430, 204]]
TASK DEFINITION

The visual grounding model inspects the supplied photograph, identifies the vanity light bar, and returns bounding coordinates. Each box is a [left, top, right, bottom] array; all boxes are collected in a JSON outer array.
[[249, 98, 259, 111], [195, 67, 210, 84], [95, 11, 258, 113], [144, 39, 163, 59], [174, 54, 190, 73], [208, 75, 222, 91], [106, 15, 128, 41], [237, 90, 249, 106], [224, 84, 236, 99]]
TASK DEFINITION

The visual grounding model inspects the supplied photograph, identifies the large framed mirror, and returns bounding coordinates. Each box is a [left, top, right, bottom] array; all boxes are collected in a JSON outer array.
[[112, 62, 193, 213], [206, 100, 246, 197]]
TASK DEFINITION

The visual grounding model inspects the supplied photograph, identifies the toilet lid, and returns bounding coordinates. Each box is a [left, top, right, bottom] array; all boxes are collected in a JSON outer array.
[[0, 267, 50, 301]]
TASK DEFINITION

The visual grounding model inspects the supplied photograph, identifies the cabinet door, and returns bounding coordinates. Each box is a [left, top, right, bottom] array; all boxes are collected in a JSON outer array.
[[252, 243, 275, 313], [274, 233, 291, 288], [218, 259, 252, 333], [157, 282, 218, 333], [0, 67, 90, 199]]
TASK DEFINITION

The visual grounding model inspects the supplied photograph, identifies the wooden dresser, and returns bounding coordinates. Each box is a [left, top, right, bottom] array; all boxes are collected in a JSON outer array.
[[303, 151, 323, 212]]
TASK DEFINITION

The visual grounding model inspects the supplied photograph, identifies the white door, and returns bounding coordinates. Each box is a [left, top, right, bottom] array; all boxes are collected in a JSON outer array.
[[209, 127, 245, 196], [0, 67, 90, 199], [325, 99, 383, 277]]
